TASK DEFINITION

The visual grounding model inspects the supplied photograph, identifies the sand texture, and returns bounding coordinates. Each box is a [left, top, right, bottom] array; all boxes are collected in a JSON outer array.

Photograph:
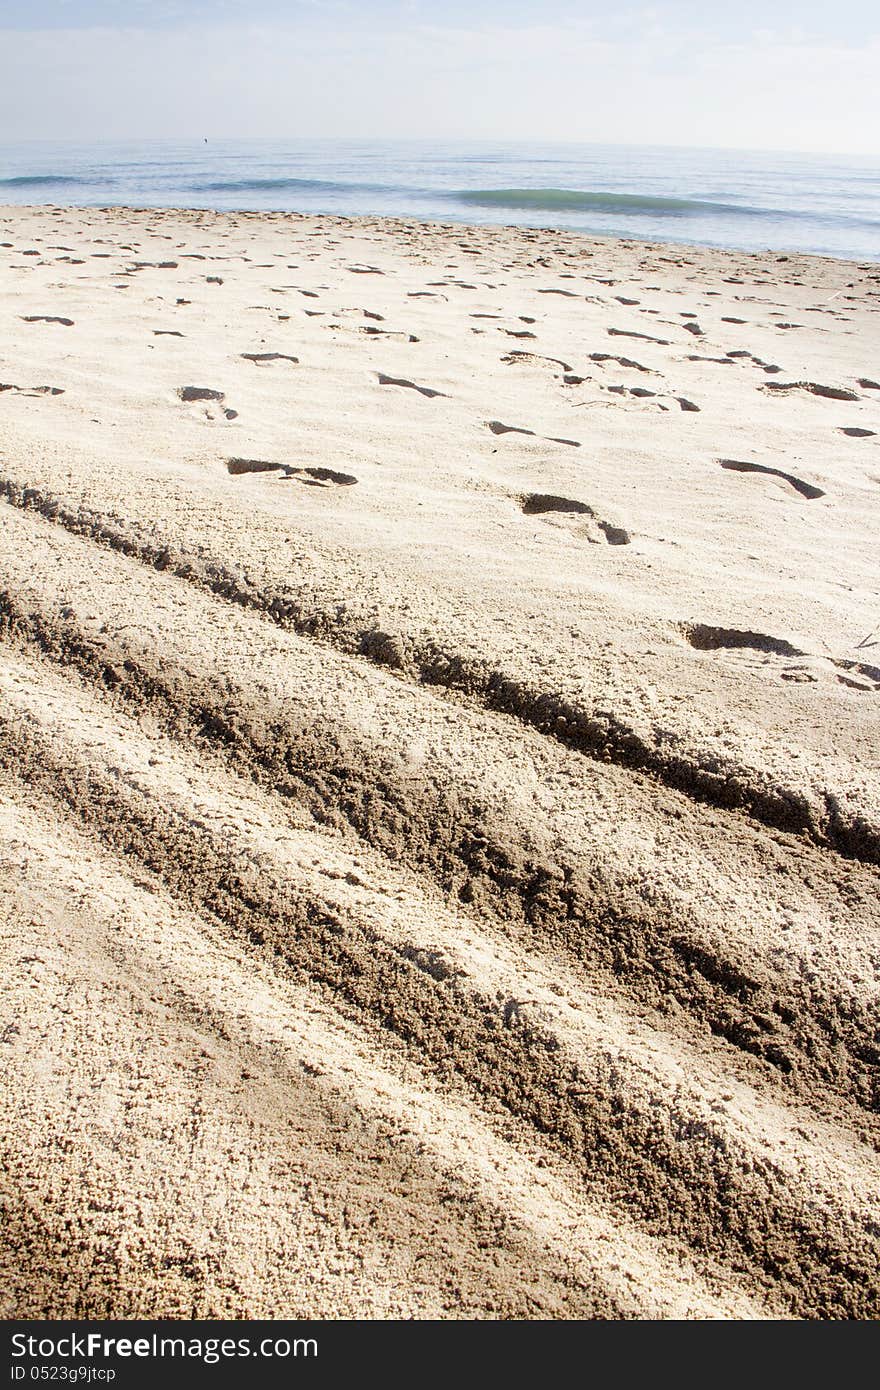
[[1, 204, 879, 1320]]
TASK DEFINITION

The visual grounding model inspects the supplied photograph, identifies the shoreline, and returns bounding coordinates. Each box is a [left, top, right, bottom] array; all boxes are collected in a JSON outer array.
[[7, 199, 880, 268], [1, 202, 879, 1319]]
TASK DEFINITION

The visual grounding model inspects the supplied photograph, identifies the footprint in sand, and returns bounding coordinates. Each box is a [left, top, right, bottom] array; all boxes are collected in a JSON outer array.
[[178, 385, 238, 420], [289, 466, 358, 487], [835, 670, 880, 693], [377, 373, 448, 399], [719, 458, 825, 500], [360, 327, 418, 341], [605, 384, 667, 408], [682, 624, 802, 657], [240, 352, 299, 365], [520, 493, 630, 545], [501, 351, 573, 372], [488, 420, 581, 447], [763, 381, 861, 402], [0, 382, 64, 396], [226, 458, 279, 475], [178, 385, 224, 402], [589, 352, 656, 374], [488, 420, 534, 437], [681, 623, 879, 693], [608, 327, 671, 345], [226, 458, 357, 486]]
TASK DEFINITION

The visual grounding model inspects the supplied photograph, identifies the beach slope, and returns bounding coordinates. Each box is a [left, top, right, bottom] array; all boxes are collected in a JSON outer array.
[[1, 205, 879, 1318]]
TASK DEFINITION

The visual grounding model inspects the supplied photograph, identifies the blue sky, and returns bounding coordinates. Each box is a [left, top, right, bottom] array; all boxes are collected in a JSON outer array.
[[1, 2, 878, 153]]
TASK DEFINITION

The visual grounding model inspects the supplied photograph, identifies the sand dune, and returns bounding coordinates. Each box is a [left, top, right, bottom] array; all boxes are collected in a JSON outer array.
[[1, 204, 878, 1319]]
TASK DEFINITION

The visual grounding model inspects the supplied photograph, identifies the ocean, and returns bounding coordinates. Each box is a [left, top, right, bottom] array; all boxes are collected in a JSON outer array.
[[1, 139, 879, 262]]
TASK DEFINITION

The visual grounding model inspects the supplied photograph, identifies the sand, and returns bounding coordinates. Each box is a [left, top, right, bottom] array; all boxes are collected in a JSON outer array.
[[0, 203, 878, 1320]]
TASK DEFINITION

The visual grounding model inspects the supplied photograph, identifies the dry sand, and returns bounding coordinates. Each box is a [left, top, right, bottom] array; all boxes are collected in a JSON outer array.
[[0, 203, 878, 1320]]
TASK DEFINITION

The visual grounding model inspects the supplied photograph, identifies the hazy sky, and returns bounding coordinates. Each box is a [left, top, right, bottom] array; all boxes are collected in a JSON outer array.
[[1, 2, 878, 154]]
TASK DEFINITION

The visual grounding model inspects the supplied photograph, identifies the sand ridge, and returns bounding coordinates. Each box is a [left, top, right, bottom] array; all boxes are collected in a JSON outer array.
[[1, 204, 879, 1319]]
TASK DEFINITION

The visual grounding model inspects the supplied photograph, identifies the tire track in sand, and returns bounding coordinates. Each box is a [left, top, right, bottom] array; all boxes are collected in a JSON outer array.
[[0, 506, 879, 1317], [0, 473, 876, 865]]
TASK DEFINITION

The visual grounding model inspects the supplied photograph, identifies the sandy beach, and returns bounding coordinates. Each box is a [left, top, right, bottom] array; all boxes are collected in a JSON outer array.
[[1, 202, 878, 1319]]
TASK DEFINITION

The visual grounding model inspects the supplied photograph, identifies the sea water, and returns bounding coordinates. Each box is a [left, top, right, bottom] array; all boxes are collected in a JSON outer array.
[[1, 139, 878, 262]]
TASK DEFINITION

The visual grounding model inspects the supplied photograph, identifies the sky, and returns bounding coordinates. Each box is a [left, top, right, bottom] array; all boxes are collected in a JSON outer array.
[[0, 2, 878, 154]]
